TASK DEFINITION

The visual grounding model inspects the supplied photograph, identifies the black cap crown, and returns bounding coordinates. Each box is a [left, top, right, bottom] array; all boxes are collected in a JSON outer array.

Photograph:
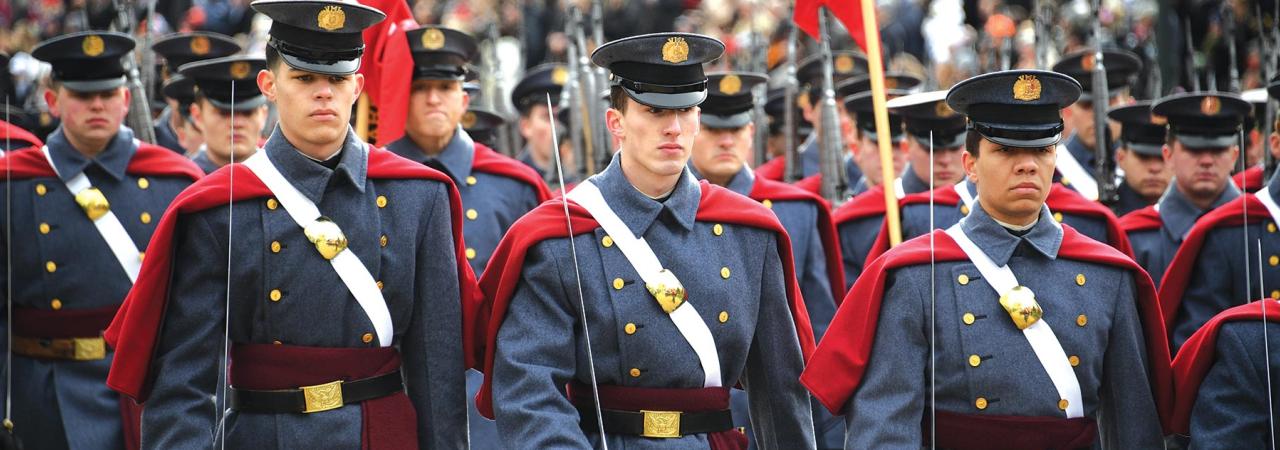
[[886, 90, 968, 148], [405, 26, 477, 80], [1051, 49, 1142, 102], [797, 51, 869, 99], [179, 56, 269, 112], [152, 32, 242, 75], [946, 70, 1082, 148], [700, 72, 767, 129], [591, 33, 725, 109], [1106, 101, 1165, 155], [32, 31, 136, 92], [1269, 74, 1279, 101], [512, 64, 568, 114], [252, 0, 385, 75], [1151, 92, 1250, 149], [161, 75, 198, 116]]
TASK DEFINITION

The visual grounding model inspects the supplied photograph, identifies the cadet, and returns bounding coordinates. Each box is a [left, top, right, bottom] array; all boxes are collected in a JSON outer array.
[[477, 33, 817, 448], [755, 51, 866, 183], [802, 70, 1172, 449], [1, 30, 202, 449], [1108, 101, 1171, 217], [385, 25, 550, 274], [104, 2, 473, 448], [1050, 49, 1141, 200], [150, 32, 242, 155], [763, 87, 813, 161], [1119, 93, 1245, 288], [182, 56, 270, 174], [1233, 88, 1276, 192], [1158, 83, 1279, 354], [511, 63, 572, 185]]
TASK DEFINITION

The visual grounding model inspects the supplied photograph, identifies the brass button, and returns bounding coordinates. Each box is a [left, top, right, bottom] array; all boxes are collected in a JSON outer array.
[[465, 248, 476, 260], [1076, 314, 1088, 327], [613, 278, 625, 290], [629, 368, 641, 378], [1061, 177, 1071, 186], [962, 313, 976, 325], [35, 183, 47, 196], [713, 224, 724, 236], [957, 274, 970, 285], [1270, 222, 1277, 233], [601, 235, 614, 248], [45, 261, 56, 273], [1053, 212, 1064, 223], [1271, 290, 1280, 300], [269, 289, 282, 302], [720, 267, 731, 279], [272, 340, 283, 345], [51, 298, 62, 310], [968, 354, 981, 367], [380, 235, 389, 247], [466, 176, 478, 186], [138, 252, 145, 261], [137, 177, 150, 189], [1058, 399, 1069, 411], [362, 333, 374, 344], [266, 198, 279, 210], [140, 212, 152, 224], [625, 323, 637, 335], [960, 205, 970, 215], [376, 195, 388, 208], [270, 241, 282, 253], [38, 223, 50, 234], [762, 199, 773, 209], [1068, 355, 1080, 367], [975, 397, 988, 410], [376, 280, 384, 290], [718, 311, 729, 323], [1075, 274, 1086, 286], [466, 209, 478, 220], [1271, 255, 1279, 267]]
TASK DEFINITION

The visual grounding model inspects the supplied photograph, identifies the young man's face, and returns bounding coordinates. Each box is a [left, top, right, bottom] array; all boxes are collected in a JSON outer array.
[[1066, 96, 1124, 148], [258, 65, 363, 149], [519, 103, 555, 161], [1115, 148, 1171, 198], [854, 131, 906, 186], [906, 135, 965, 187], [1163, 139, 1239, 200], [45, 86, 130, 145], [406, 79, 469, 141], [690, 123, 753, 182], [963, 138, 1056, 223], [607, 96, 700, 179], [192, 99, 268, 164]]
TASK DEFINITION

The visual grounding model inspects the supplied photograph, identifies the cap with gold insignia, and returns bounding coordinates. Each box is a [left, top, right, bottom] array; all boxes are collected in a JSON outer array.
[[31, 31, 136, 92], [179, 56, 269, 112], [151, 32, 242, 76], [765, 87, 812, 137], [841, 74, 922, 144], [797, 51, 869, 101], [405, 26, 477, 80], [511, 63, 569, 115], [590, 33, 725, 109], [946, 70, 1082, 148], [885, 90, 968, 149], [1050, 49, 1142, 102], [700, 72, 768, 129], [1106, 101, 1166, 156], [1151, 92, 1250, 149], [462, 107, 507, 146], [251, 0, 385, 75], [835, 72, 923, 99]]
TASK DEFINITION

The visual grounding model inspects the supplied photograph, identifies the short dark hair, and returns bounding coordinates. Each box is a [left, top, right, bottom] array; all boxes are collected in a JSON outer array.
[[265, 46, 283, 71], [964, 129, 982, 156], [608, 85, 629, 113]]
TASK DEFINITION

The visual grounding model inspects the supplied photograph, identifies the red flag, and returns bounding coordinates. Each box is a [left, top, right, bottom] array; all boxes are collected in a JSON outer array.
[[794, 0, 870, 52], [358, 0, 417, 144]]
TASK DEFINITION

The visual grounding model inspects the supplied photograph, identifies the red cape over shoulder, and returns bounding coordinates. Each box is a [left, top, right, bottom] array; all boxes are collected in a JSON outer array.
[[471, 143, 552, 202], [800, 226, 1174, 432], [0, 143, 203, 182], [755, 156, 785, 181], [1158, 194, 1268, 331], [1, 121, 43, 150], [1118, 206, 1163, 233], [1170, 300, 1280, 434], [1233, 166, 1264, 193], [104, 148, 479, 402], [749, 176, 846, 299], [473, 181, 816, 419]]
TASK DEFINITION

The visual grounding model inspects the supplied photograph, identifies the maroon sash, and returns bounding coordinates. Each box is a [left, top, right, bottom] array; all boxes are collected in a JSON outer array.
[[925, 410, 1097, 450], [568, 383, 747, 450]]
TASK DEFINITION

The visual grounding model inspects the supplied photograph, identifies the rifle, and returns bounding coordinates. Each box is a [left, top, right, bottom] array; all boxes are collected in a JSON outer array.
[[815, 8, 847, 204], [750, 0, 769, 168], [1260, 5, 1277, 181], [782, 13, 801, 183], [110, 0, 157, 144], [562, 9, 589, 181], [1091, 0, 1118, 204]]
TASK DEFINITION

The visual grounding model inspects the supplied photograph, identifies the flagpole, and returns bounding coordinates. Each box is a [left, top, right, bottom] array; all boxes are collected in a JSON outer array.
[[858, 1, 902, 246]]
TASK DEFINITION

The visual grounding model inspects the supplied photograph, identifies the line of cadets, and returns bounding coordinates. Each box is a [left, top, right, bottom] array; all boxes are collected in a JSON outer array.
[[1, 0, 1278, 448]]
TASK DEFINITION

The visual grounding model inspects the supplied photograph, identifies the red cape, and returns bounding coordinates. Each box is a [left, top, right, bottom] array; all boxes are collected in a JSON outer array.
[[356, 0, 416, 145], [1118, 206, 1163, 233], [832, 184, 890, 225], [1158, 194, 1267, 331], [104, 148, 480, 402], [794, 173, 822, 194], [749, 176, 847, 299], [473, 181, 816, 419], [1170, 300, 1280, 434], [863, 184, 1134, 265], [1232, 166, 1264, 193], [471, 143, 552, 202], [0, 143, 203, 182], [1, 120, 43, 150], [754, 156, 785, 181], [800, 226, 1174, 431]]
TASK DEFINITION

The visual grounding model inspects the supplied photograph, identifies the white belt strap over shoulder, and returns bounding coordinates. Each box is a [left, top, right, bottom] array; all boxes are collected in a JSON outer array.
[[41, 146, 142, 283], [893, 177, 906, 200], [566, 180, 722, 388], [1256, 189, 1280, 228], [243, 150, 393, 347], [1055, 145, 1098, 201], [953, 181, 977, 209], [944, 222, 1084, 418]]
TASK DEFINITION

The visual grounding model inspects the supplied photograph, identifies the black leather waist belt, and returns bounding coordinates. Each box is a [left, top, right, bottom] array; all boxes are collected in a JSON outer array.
[[575, 405, 735, 438], [229, 370, 403, 414]]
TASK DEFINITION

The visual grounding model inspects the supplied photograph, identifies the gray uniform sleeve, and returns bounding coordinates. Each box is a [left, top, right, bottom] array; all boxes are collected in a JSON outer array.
[[799, 220, 836, 340], [1097, 272, 1164, 448], [141, 214, 224, 449], [492, 240, 593, 448], [843, 269, 926, 450], [741, 234, 816, 450], [1188, 324, 1271, 450], [404, 183, 468, 449], [1174, 230, 1247, 351]]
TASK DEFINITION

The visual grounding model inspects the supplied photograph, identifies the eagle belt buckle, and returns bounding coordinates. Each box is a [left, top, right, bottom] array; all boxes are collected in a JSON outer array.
[[640, 410, 682, 438], [72, 337, 106, 360], [301, 380, 344, 413]]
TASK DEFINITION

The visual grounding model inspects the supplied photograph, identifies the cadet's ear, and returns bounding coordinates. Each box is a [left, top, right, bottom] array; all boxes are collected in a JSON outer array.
[[1271, 133, 1280, 159], [258, 69, 276, 102], [606, 107, 625, 140], [962, 149, 977, 183]]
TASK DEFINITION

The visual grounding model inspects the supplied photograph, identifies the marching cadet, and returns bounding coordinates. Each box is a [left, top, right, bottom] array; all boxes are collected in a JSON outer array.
[[511, 63, 572, 184], [1, 30, 202, 449], [477, 33, 817, 449], [159, 75, 206, 157], [801, 69, 1172, 449], [1158, 84, 1278, 355], [182, 56, 270, 174], [150, 32, 242, 155], [836, 73, 919, 195], [1050, 49, 1142, 200], [385, 25, 551, 274], [1232, 88, 1276, 192], [763, 87, 813, 161], [1108, 101, 1172, 217], [461, 107, 507, 151], [103, 1, 473, 448], [755, 51, 866, 183], [1118, 94, 1244, 288]]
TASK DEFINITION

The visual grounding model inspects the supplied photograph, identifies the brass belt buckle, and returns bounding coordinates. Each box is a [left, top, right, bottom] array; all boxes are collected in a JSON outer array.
[[301, 380, 344, 413], [72, 337, 106, 360], [640, 410, 681, 438]]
